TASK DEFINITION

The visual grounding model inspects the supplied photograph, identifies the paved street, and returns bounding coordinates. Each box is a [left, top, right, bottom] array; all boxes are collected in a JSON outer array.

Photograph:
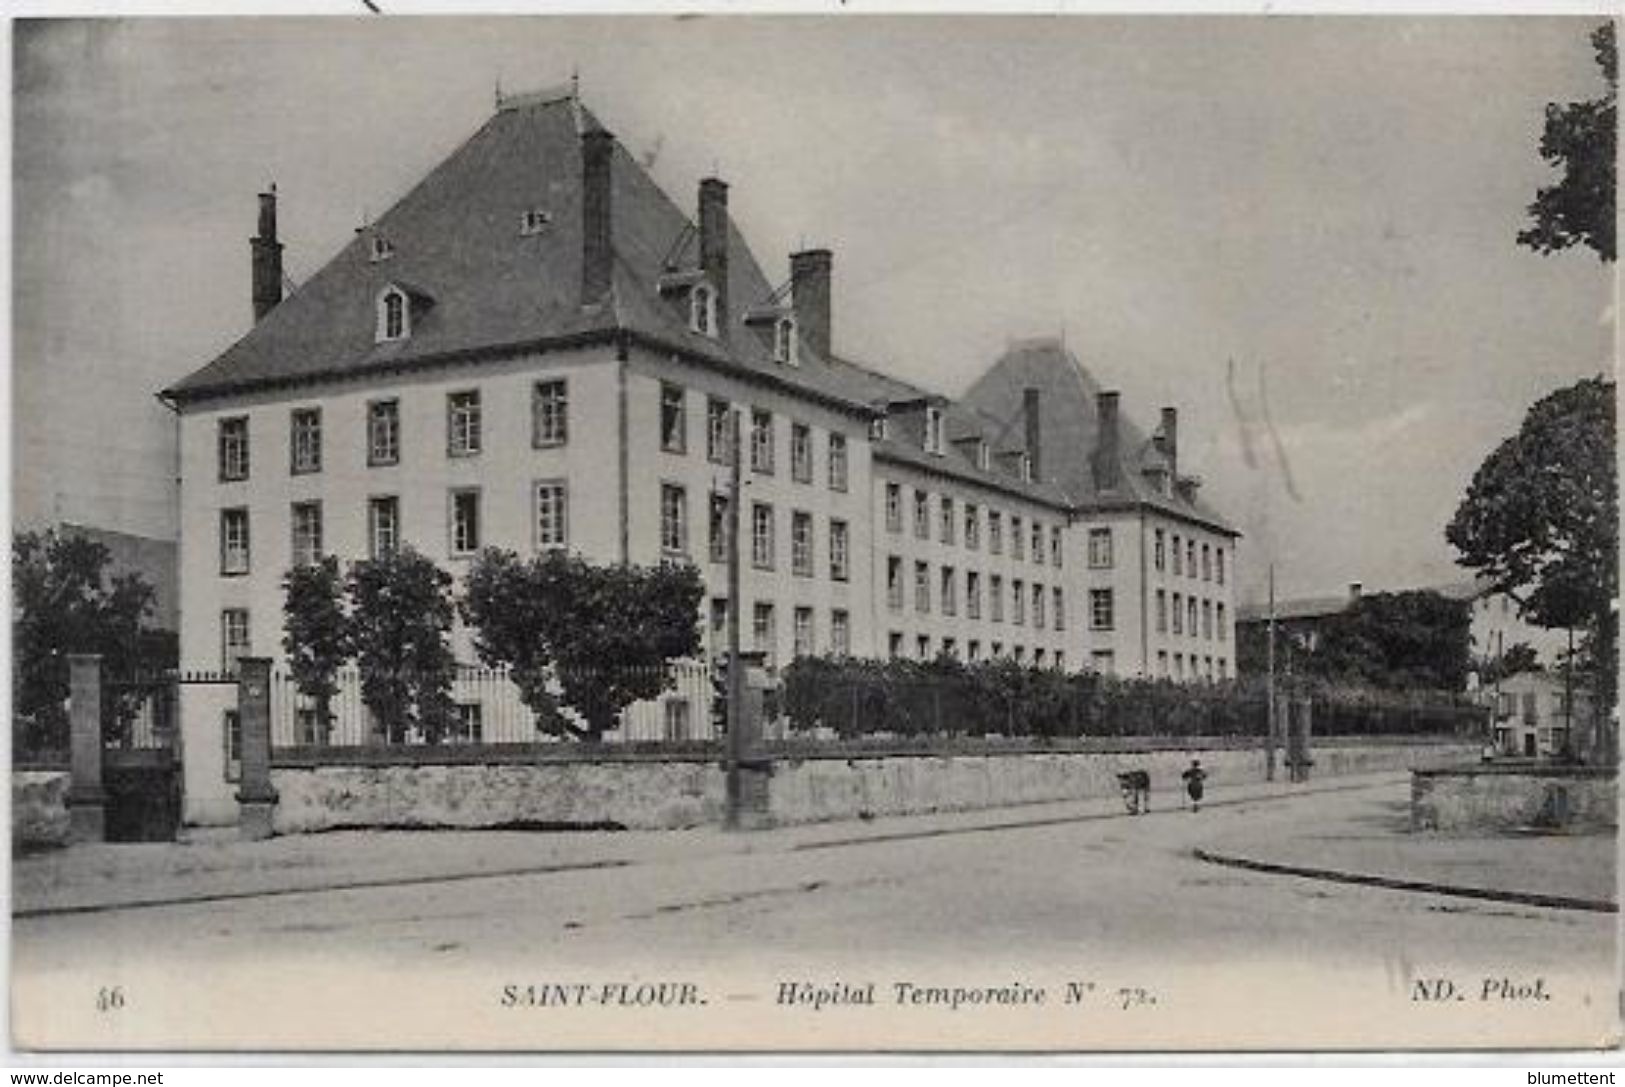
[[13, 778, 1618, 1051]]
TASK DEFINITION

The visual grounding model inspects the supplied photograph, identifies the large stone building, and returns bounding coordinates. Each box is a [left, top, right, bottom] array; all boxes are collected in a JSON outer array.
[[163, 87, 1239, 822]]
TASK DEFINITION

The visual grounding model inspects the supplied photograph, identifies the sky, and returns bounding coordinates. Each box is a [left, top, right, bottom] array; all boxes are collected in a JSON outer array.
[[12, 15, 1617, 605]]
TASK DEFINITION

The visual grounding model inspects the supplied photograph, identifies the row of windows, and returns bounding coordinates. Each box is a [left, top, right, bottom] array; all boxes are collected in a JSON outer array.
[[1153, 590, 1229, 642], [216, 382, 853, 495], [1152, 528, 1226, 585], [708, 598, 851, 665], [882, 557, 1081, 632], [666, 488, 851, 581], [886, 632, 1066, 670], [1154, 651, 1229, 681], [884, 484, 1062, 566]]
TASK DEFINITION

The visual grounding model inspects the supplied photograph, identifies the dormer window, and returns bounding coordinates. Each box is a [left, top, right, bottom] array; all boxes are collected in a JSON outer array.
[[519, 209, 552, 236], [975, 441, 990, 471], [376, 286, 409, 343], [773, 317, 798, 366], [1019, 453, 1033, 482], [690, 284, 716, 336], [924, 406, 944, 456], [369, 235, 395, 263]]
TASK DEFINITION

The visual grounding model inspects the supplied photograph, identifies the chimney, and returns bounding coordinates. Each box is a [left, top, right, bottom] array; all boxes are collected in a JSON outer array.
[[698, 178, 730, 333], [250, 186, 283, 323], [580, 127, 615, 306], [1023, 388, 1043, 482], [1159, 406, 1179, 481], [1349, 581, 1363, 602], [789, 248, 833, 360], [1093, 391, 1122, 491]]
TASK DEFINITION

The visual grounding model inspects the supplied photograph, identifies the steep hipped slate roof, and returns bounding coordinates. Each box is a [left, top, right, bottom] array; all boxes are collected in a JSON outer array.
[[166, 94, 874, 415], [959, 339, 1239, 536]]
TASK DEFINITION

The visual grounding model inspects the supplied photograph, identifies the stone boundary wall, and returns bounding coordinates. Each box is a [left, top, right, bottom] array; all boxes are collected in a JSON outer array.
[[267, 738, 1475, 833], [12, 770, 72, 851], [1411, 763, 1618, 834]]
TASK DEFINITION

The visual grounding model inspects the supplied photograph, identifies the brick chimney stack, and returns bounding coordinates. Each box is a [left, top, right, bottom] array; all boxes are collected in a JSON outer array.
[[1093, 391, 1122, 492], [1160, 406, 1179, 481], [1023, 388, 1043, 483], [698, 178, 730, 334], [790, 248, 833, 360], [250, 186, 283, 323], [580, 128, 615, 306]]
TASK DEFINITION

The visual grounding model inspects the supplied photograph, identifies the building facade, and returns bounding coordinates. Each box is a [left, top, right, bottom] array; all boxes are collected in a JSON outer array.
[[164, 87, 1240, 822]]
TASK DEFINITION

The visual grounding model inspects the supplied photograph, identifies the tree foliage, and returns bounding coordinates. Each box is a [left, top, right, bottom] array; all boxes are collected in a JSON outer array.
[[1519, 22, 1616, 262], [1475, 641, 1540, 686], [281, 556, 350, 742], [346, 546, 456, 743], [461, 550, 705, 740], [1447, 377, 1618, 741], [12, 528, 165, 748], [1315, 591, 1474, 692]]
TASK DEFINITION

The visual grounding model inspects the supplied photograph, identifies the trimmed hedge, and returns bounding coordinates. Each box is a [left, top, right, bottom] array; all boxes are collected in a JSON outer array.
[[779, 656, 1486, 740]]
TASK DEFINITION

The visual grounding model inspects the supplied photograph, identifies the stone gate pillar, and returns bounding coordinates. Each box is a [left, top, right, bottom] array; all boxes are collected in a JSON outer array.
[[235, 657, 279, 840], [66, 654, 107, 844]]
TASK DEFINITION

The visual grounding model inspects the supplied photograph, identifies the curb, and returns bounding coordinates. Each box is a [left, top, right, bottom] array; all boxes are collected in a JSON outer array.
[[11, 858, 632, 921], [1191, 847, 1618, 914]]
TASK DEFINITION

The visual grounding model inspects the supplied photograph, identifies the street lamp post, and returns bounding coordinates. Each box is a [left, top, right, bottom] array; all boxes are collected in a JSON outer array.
[[725, 407, 745, 829]]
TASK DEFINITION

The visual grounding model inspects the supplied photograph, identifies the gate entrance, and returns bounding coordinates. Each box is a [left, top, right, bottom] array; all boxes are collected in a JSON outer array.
[[102, 674, 182, 842]]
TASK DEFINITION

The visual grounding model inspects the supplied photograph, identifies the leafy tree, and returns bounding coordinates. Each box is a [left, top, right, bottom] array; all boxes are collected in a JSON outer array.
[[12, 528, 163, 748], [1519, 22, 1616, 262], [346, 547, 456, 744], [1316, 590, 1474, 691], [461, 550, 704, 740], [1447, 377, 1618, 755], [1474, 641, 1540, 686], [282, 556, 350, 744]]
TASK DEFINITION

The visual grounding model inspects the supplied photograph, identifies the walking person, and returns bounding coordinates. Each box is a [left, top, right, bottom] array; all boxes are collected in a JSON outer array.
[[1181, 758, 1207, 813]]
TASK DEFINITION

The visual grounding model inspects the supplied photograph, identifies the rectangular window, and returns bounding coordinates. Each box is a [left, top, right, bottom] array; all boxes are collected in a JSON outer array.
[[220, 508, 250, 575], [1013, 578, 1025, 625], [889, 632, 904, 659], [1188, 597, 1198, 635], [944, 638, 958, 660], [534, 380, 569, 448], [915, 561, 931, 614], [1216, 549, 1226, 585], [534, 482, 567, 550], [941, 566, 957, 617], [967, 571, 982, 620], [450, 489, 480, 555], [660, 383, 686, 453], [791, 423, 813, 483], [791, 511, 813, 576], [663, 699, 691, 743], [1053, 587, 1065, 631], [965, 504, 980, 550], [1051, 526, 1063, 568], [1218, 658, 1227, 680], [1032, 583, 1045, 629], [913, 490, 930, 540], [753, 602, 777, 664], [1012, 516, 1025, 560], [991, 574, 1004, 622], [885, 483, 902, 533], [1030, 522, 1044, 564], [1091, 588, 1115, 631], [1172, 592, 1184, 634], [887, 556, 904, 612], [1088, 527, 1114, 570], [968, 641, 981, 662], [1154, 529, 1166, 572], [1174, 653, 1185, 679], [1201, 543, 1212, 582], [989, 511, 1003, 555], [831, 610, 851, 656], [1157, 590, 1168, 634], [218, 416, 250, 482], [794, 607, 815, 658], [369, 496, 400, 559], [291, 501, 323, 566], [1202, 600, 1213, 640], [1092, 650, 1115, 675], [828, 433, 848, 492], [917, 635, 931, 660], [710, 597, 729, 645], [752, 502, 775, 569], [940, 497, 955, 545], [661, 483, 689, 556], [829, 519, 850, 582], [1172, 534, 1183, 576], [368, 399, 400, 466], [448, 390, 481, 457], [1033, 648, 1044, 668], [750, 409, 775, 474], [1158, 651, 1169, 676], [221, 608, 250, 673], [707, 397, 732, 464], [451, 703, 484, 745], [709, 494, 729, 565], [1217, 603, 1227, 641], [1187, 541, 1197, 578]]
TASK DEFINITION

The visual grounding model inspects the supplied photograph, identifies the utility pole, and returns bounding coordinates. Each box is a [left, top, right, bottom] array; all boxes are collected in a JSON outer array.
[[1266, 562, 1277, 782], [725, 407, 745, 829]]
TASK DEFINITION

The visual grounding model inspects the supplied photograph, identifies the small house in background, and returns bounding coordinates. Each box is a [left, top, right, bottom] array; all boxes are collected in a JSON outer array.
[[1486, 669, 1593, 759]]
